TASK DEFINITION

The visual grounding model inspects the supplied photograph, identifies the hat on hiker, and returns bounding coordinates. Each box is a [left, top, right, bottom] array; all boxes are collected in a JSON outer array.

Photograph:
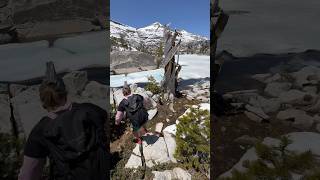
[[39, 62, 67, 110], [43, 61, 66, 91], [122, 81, 131, 96]]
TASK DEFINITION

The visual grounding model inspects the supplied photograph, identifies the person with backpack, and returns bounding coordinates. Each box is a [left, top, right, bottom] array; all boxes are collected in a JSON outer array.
[[18, 63, 109, 180], [115, 84, 149, 144]]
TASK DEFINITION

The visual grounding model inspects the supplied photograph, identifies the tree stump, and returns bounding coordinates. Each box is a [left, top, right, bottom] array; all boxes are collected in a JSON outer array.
[[161, 26, 181, 97]]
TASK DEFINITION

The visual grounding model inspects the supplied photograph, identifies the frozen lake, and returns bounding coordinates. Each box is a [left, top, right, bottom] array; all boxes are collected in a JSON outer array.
[[110, 54, 210, 87], [218, 0, 320, 57]]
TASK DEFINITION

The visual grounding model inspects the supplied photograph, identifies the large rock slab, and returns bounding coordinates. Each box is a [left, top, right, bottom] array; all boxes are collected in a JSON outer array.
[[68, 94, 107, 111], [249, 95, 280, 113], [264, 82, 291, 97], [251, 73, 272, 83], [11, 86, 47, 137], [125, 135, 175, 168], [110, 51, 156, 73], [291, 66, 320, 88], [0, 94, 12, 134], [152, 167, 191, 180], [81, 81, 108, 99], [277, 109, 314, 129], [279, 90, 317, 106], [245, 105, 269, 120], [63, 71, 88, 95]]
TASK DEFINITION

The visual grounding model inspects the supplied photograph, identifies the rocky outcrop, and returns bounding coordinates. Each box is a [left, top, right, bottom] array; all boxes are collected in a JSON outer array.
[[182, 81, 210, 103], [276, 109, 315, 129], [152, 167, 191, 180], [125, 133, 176, 168], [63, 71, 88, 95], [224, 66, 320, 129], [9, 71, 108, 137], [220, 132, 320, 178], [111, 51, 157, 74]]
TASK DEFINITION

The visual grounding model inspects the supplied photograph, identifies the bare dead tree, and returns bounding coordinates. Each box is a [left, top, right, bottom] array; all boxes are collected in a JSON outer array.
[[211, 0, 229, 85], [161, 25, 182, 97]]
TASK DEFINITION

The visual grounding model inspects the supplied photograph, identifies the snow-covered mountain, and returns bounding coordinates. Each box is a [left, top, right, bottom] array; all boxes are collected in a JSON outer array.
[[110, 20, 209, 54]]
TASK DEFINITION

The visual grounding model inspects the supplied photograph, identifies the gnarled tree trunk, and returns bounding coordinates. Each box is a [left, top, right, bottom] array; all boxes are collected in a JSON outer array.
[[161, 26, 181, 97], [211, 0, 229, 85]]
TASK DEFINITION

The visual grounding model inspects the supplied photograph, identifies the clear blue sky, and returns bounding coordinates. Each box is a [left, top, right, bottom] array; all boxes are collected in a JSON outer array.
[[110, 0, 209, 38]]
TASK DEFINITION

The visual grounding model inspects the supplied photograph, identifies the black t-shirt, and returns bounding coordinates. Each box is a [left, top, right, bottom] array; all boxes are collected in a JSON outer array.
[[117, 94, 144, 112], [117, 94, 148, 129], [24, 118, 50, 158], [23, 103, 109, 180], [24, 103, 107, 158]]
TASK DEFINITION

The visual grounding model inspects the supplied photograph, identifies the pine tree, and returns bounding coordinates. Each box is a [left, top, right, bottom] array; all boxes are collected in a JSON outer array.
[[175, 106, 210, 175], [219, 136, 318, 180]]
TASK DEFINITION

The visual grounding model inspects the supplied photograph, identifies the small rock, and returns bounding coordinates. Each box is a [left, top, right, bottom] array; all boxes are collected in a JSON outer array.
[[186, 95, 194, 101], [222, 93, 233, 100], [146, 90, 153, 97], [152, 167, 191, 180], [307, 99, 320, 113], [148, 108, 158, 120], [291, 66, 320, 88], [245, 105, 269, 120], [303, 86, 318, 94], [221, 126, 226, 133], [169, 102, 175, 112], [196, 96, 209, 102], [163, 124, 177, 135], [314, 115, 320, 123], [234, 135, 259, 145], [264, 73, 282, 83], [152, 94, 160, 102], [63, 71, 88, 95], [166, 118, 170, 122], [279, 90, 316, 106], [277, 109, 314, 129], [249, 96, 280, 113], [130, 83, 138, 92], [251, 73, 272, 82], [264, 82, 292, 97], [316, 124, 320, 132], [244, 111, 263, 123], [155, 123, 163, 133], [82, 81, 107, 99], [172, 167, 191, 180]]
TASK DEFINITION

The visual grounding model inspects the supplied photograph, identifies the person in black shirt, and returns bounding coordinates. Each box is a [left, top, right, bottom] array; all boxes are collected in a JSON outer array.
[[115, 85, 149, 144], [18, 78, 108, 180]]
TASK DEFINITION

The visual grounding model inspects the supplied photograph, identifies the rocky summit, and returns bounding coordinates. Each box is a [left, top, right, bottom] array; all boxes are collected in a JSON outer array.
[[110, 21, 209, 55]]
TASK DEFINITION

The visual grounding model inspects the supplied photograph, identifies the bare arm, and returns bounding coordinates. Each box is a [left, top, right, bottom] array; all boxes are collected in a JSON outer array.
[[18, 156, 46, 180], [115, 111, 124, 125]]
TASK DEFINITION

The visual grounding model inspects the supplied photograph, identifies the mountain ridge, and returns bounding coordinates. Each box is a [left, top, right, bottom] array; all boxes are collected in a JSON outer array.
[[110, 20, 209, 55]]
